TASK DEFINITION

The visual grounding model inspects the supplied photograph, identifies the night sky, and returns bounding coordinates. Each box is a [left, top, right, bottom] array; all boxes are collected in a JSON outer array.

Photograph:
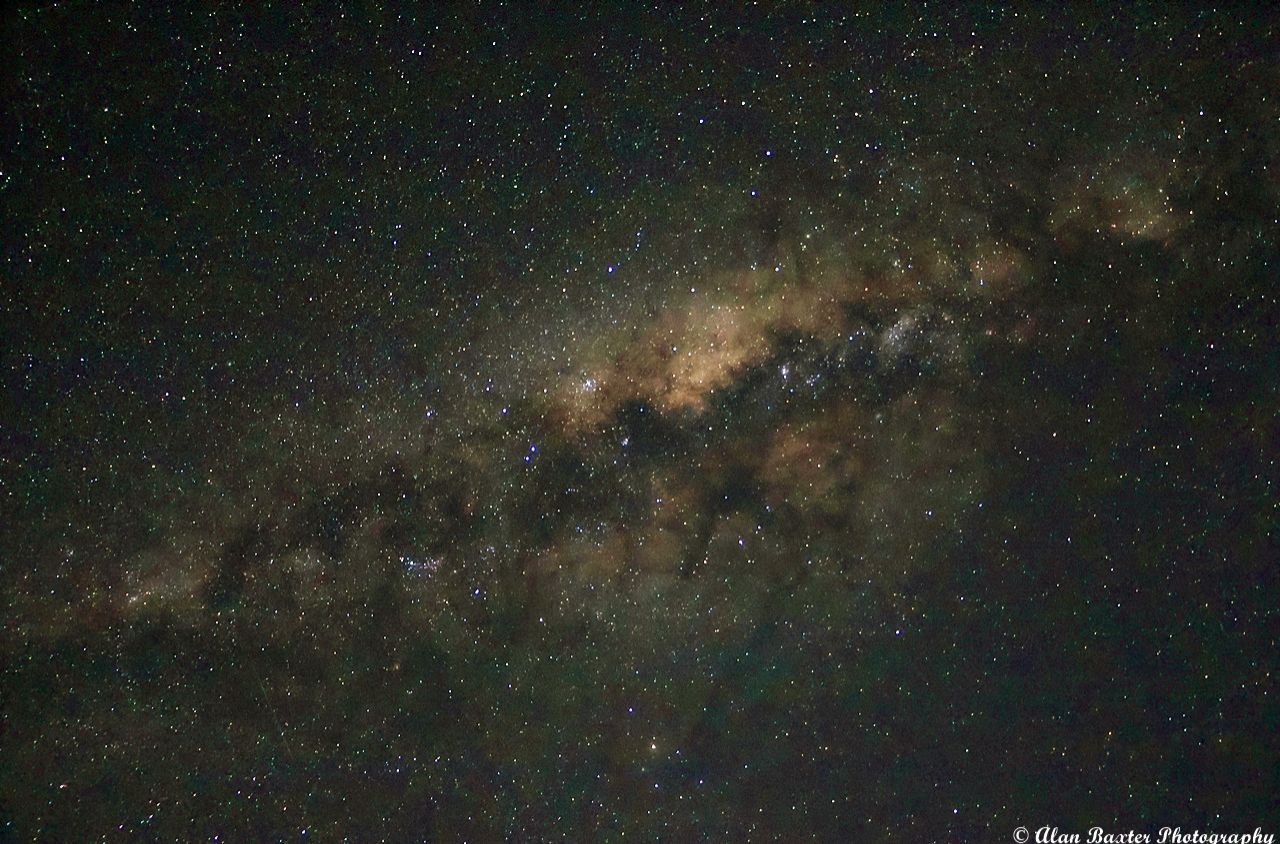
[[2, 4, 1278, 841]]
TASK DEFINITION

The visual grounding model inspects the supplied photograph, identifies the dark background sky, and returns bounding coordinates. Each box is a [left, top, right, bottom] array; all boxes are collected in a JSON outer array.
[[2, 3, 1277, 841]]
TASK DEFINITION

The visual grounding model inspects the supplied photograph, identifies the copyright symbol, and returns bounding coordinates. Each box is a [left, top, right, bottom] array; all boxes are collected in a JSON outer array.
[[1014, 828, 1030, 843]]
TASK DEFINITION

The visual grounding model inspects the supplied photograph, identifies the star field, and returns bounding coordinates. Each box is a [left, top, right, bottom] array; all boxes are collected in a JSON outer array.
[[2, 4, 1277, 841]]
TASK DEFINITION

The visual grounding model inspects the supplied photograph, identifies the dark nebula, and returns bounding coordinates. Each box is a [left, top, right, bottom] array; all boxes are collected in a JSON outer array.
[[2, 5, 1277, 840]]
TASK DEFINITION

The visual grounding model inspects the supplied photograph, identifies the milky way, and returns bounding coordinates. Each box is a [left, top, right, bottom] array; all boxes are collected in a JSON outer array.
[[2, 6, 1277, 840]]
